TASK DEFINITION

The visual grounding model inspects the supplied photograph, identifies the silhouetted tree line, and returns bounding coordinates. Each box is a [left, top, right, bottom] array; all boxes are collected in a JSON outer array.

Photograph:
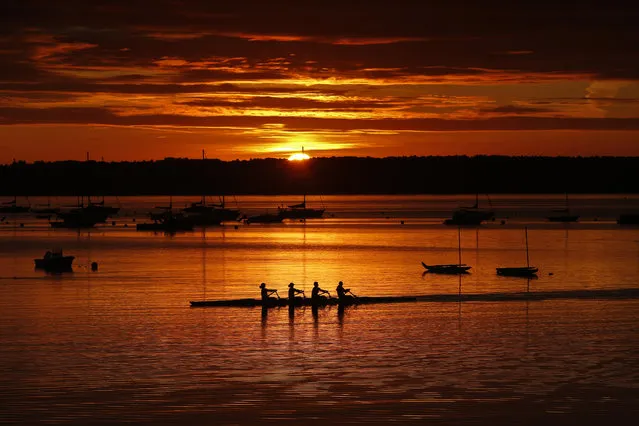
[[1, 156, 637, 195]]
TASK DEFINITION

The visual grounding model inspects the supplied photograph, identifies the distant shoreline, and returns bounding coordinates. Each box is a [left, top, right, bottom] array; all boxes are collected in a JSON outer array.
[[2, 156, 639, 195]]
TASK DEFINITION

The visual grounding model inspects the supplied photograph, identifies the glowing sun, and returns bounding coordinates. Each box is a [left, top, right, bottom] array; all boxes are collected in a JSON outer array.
[[288, 153, 310, 161]]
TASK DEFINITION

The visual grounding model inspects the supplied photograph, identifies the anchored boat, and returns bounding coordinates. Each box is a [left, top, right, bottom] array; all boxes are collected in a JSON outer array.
[[496, 227, 538, 277], [278, 194, 325, 220], [547, 193, 579, 223], [137, 198, 194, 232], [34, 249, 74, 272], [421, 262, 471, 274], [422, 227, 472, 274], [245, 211, 284, 224], [443, 194, 494, 226]]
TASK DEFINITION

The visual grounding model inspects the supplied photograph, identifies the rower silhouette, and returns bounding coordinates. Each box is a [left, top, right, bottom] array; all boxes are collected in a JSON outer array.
[[336, 281, 356, 304], [311, 281, 329, 304], [260, 282, 278, 303], [288, 282, 305, 304]]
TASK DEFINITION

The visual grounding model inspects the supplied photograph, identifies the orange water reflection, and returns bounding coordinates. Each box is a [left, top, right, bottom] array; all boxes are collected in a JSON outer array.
[[2, 198, 639, 423]]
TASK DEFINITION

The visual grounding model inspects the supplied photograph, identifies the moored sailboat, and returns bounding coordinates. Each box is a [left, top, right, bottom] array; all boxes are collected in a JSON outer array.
[[0, 196, 30, 213], [183, 195, 239, 224], [50, 196, 112, 228], [30, 196, 60, 215], [443, 194, 494, 226], [137, 198, 193, 232], [496, 227, 538, 277], [278, 194, 325, 219], [422, 227, 472, 274], [245, 211, 284, 224], [618, 213, 639, 225], [547, 193, 579, 222]]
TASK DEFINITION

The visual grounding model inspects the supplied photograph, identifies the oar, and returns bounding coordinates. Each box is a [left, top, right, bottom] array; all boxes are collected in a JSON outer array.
[[348, 290, 358, 298], [275, 290, 280, 299]]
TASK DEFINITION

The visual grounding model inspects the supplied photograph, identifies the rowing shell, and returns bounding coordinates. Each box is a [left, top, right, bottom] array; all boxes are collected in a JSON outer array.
[[190, 296, 417, 308], [189, 288, 639, 307]]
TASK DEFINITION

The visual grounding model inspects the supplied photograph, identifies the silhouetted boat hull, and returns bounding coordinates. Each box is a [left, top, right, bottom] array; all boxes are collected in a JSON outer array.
[[31, 208, 60, 214], [53, 209, 109, 228], [278, 195, 325, 219], [184, 213, 222, 226], [0, 206, 30, 213], [0, 197, 30, 213], [136, 222, 193, 232], [443, 195, 494, 226], [246, 213, 283, 224], [138, 203, 194, 232], [34, 251, 74, 272], [50, 221, 96, 229], [443, 216, 485, 226], [191, 296, 418, 307], [422, 262, 471, 274], [618, 214, 639, 225], [191, 288, 639, 306], [278, 208, 325, 219], [50, 215, 101, 228], [547, 215, 579, 222], [496, 266, 538, 277], [183, 196, 240, 222], [85, 204, 120, 217]]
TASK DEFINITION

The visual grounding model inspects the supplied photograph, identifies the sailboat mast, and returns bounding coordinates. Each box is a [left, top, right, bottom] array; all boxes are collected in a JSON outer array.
[[201, 149, 206, 206], [458, 227, 462, 265], [525, 227, 530, 268]]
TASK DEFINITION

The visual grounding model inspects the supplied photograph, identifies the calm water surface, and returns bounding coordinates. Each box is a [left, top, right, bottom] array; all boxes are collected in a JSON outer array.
[[1, 195, 639, 424]]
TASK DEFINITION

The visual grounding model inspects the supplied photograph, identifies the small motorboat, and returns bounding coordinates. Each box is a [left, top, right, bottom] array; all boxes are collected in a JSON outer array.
[[34, 249, 75, 272]]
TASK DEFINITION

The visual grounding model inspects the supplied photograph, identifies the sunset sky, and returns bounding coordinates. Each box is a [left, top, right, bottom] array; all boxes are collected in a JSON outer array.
[[1, 1, 638, 162]]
